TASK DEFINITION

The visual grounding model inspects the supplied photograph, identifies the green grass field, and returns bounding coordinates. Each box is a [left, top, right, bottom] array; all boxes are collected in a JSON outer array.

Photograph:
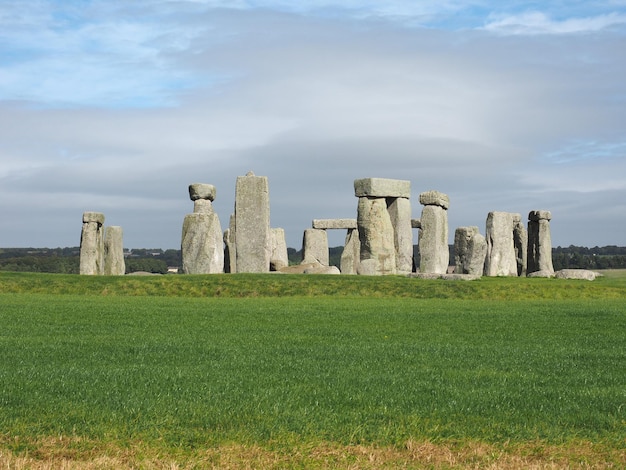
[[0, 271, 624, 468]]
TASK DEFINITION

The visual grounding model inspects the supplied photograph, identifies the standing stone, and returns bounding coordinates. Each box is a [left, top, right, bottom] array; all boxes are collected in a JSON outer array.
[[513, 214, 527, 277], [234, 172, 271, 273], [340, 228, 360, 274], [387, 197, 413, 274], [182, 213, 224, 274], [79, 211, 105, 275], [454, 226, 487, 275], [527, 210, 554, 275], [484, 211, 519, 277], [302, 228, 329, 266], [181, 183, 224, 274], [104, 226, 125, 275], [223, 214, 236, 273], [270, 228, 289, 271], [357, 197, 396, 275], [418, 191, 449, 274]]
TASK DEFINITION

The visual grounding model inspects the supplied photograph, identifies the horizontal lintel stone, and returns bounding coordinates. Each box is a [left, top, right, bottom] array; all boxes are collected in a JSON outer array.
[[529, 210, 552, 221], [82, 211, 105, 224], [354, 178, 411, 198], [189, 183, 216, 201], [312, 219, 358, 230], [418, 190, 449, 209]]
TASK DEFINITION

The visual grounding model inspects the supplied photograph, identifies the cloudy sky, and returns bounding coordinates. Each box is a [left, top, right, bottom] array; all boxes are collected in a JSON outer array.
[[1, 0, 625, 250]]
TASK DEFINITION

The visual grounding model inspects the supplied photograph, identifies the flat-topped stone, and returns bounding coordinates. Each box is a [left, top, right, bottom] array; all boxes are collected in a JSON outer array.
[[312, 219, 358, 230], [189, 183, 216, 202], [83, 212, 105, 224], [419, 190, 449, 209], [529, 210, 552, 221], [354, 178, 410, 198], [411, 219, 421, 229]]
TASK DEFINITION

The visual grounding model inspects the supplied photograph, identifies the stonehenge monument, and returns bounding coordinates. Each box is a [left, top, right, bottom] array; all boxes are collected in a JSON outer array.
[[527, 210, 554, 275], [181, 183, 224, 274], [78, 173, 564, 280], [418, 190, 449, 274], [79, 212, 105, 275], [354, 178, 412, 275], [104, 226, 125, 275]]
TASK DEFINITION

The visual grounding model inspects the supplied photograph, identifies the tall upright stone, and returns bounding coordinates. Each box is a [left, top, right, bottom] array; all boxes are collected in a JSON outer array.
[[513, 214, 527, 277], [302, 228, 329, 266], [270, 228, 289, 271], [527, 210, 554, 275], [354, 178, 412, 275], [357, 196, 397, 275], [79, 211, 105, 275], [181, 183, 224, 274], [454, 226, 487, 275], [418, 190, 449, 274], [233, 171, 271, 273], [223, 214, 236, 273], [340, 228, 360, 275], [484, 211, 519, 277], [104, 226, 125, 275]]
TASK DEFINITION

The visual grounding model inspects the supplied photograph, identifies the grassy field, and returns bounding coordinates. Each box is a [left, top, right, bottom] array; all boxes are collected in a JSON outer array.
[[0, 271, 625, 468]]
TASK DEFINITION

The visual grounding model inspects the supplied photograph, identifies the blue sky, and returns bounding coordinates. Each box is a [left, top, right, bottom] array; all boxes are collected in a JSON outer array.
[[1, 0, 625, 249]]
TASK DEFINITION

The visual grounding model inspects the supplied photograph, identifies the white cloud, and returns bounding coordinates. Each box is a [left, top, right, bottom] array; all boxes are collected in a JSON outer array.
[[483, 11, 626, 35]]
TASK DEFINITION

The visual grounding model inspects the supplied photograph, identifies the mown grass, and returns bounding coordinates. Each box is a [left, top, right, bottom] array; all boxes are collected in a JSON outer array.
[[0, 271, 625, 468], [1, 269, 625, 299]]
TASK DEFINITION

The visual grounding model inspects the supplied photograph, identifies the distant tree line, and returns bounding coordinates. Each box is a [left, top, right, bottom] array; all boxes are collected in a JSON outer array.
[[0, 247, 181, 274], [1, 245, 625, 274]]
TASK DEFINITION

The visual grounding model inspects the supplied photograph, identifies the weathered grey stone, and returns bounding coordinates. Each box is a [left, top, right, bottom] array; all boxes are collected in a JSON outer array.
[[513, 214, 527, 277], [418, 205, 449, 274], [411, 219, 421, 229], [193, 199, 213, 213], [270, 228, 289, 271], [302, 228, 329, 265], [387, 196, 413, 274], [454, 226, 487, 276], [484, 211, 519, 277], [303, 264, 341, 275], [527, 270, 554, 278], [79, 211, 105, 275], [278, 262, 320, 274], [357, 197, 396, 275], [312, 219, 358, 230], [418, 190, 450, 210], [529, 210, 552, 221], [354, 178, 411, 198], [223, 214, 236, 273], [189, 183, 216, 202], [527, 210, 554, 275], [82, 211, 105, 224], [181, 212, 224, 274], [340, 228, 360, 274], [555, 269, 599, 281], [104, 226, 125, 275], [234, 172, 271, 273]]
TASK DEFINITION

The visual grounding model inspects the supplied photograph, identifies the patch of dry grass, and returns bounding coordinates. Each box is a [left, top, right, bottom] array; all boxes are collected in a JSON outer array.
[[1, 437, 623, 469]]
